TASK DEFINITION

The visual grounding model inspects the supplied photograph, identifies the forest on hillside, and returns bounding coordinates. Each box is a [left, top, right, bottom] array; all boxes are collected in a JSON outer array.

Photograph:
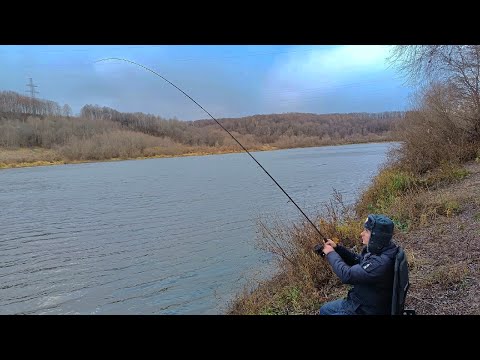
[[1, 90, 403, 162]]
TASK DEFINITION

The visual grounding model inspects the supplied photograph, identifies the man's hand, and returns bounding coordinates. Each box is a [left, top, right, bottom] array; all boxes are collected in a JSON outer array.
[[323, 244, 335, 255], [325, 239, 337, 248]]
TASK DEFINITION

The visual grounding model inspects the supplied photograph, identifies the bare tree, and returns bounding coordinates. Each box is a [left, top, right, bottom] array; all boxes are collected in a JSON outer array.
[[62, 104, 72, 117], [389, 45, 480, 140]]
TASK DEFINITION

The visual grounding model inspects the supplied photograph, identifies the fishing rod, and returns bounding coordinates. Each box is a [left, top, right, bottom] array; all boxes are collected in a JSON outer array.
[[95, 57, 327, 241]]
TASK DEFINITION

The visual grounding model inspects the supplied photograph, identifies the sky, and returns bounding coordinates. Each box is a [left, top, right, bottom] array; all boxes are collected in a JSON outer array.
[[0, 45, 412, 121]]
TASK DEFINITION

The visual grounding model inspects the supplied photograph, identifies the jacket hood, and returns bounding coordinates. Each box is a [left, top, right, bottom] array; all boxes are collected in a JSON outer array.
[[364, 214, 395, 255]]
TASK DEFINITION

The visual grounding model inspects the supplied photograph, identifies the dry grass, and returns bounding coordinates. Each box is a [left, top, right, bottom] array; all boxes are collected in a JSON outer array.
[[0, 134, 283, 169], [422, 262, 470, 289], [0, 147, 64, 168]]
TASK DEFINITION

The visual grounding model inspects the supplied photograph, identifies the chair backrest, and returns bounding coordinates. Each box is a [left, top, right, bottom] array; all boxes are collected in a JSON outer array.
[[391, 246, 411, 315]]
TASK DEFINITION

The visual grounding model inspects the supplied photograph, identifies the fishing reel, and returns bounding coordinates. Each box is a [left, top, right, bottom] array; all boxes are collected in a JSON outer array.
[[313, 243, 326, 257], [313, 237, 339, 257]]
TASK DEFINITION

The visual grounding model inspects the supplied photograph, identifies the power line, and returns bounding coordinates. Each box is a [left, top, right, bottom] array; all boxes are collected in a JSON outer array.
[[25, 77, 39, 116], [26, 77, 39, 99]]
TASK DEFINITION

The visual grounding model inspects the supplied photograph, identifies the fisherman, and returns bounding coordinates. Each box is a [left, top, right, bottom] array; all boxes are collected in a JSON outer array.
[[318, 214, 398, 315]]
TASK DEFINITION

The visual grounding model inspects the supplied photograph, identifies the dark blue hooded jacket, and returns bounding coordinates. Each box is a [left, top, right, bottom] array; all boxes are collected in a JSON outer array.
[[326, 242, 398, 315]]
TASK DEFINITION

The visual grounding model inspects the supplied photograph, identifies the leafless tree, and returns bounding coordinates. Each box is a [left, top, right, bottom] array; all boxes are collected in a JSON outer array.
[[389, 45, 480, 140], [62, 104, 72, 117]]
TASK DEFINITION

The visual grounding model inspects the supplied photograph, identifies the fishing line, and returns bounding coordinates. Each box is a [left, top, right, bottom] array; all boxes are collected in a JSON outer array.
[[95, 57, 327, 241]]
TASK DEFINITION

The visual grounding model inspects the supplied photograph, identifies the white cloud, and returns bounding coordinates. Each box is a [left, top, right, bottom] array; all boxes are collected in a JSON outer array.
[[261, 45, 393, 112], [307, 45, 390, 72], [269, 45, 390, 85]]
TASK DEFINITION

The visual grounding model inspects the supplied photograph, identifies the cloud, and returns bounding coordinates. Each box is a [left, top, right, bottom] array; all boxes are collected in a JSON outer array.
[[261, 45, 398, 112], [269, 45, 390, 83]]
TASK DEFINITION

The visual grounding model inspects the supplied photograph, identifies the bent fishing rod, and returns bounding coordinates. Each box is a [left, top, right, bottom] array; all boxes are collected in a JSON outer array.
[[95, 57, 327, 241]]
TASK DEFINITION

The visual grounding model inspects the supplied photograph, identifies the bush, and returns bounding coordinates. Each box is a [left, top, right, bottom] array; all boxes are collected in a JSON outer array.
[[391, 84, 479, 175]]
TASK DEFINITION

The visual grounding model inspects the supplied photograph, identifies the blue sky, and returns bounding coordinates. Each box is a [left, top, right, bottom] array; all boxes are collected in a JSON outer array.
[[0, 45, 412, 120]]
